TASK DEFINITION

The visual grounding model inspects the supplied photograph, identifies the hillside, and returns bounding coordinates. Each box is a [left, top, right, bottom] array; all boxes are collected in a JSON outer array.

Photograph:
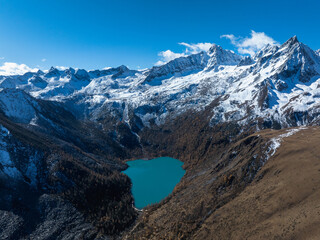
[[125, 126, 320, 239]]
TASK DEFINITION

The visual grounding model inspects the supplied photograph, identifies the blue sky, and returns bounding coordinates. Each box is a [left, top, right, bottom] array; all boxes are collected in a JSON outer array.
[[0, 0, 319, 72]]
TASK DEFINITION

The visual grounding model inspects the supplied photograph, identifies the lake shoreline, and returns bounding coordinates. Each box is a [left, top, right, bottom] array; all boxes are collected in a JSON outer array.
[[122, 157, 185, 209]]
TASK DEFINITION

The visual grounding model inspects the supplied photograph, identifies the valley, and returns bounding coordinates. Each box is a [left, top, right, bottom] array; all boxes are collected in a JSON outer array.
[[0, 36, 320, 239]]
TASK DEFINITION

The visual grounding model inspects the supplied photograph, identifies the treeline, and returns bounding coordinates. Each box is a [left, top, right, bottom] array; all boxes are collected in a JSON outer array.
[[50, 152, 137, 235]]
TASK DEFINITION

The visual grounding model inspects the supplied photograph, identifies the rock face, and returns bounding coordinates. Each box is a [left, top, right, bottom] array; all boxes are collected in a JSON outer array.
[[206, 43, 242, 69], [0, 195, 105, 240], [1, 36, 320, 239]]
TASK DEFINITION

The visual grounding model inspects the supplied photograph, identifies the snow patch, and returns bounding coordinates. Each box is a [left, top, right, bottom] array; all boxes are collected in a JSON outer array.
[[0, 125, 22, 179], [267, 127, 307, 159]]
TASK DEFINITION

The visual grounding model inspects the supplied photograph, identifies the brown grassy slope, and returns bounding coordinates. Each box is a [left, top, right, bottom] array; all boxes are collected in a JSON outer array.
[[193, 127, 320, 240], [124, 127, 320, 240]]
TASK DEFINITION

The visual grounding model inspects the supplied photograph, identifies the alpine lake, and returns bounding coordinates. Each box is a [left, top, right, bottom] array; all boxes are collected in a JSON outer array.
[[123, 157, 185, 209]]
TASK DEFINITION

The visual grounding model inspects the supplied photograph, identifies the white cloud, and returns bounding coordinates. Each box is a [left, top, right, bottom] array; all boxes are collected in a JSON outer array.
[[155, 42, 213, 66], [0, 62, 38, 76], [155, 50, 186, 66], [55, 66, 68, 70], [221, 30, 278, 56], [179, 42, 212, 54], [41, 58, 47, 62]]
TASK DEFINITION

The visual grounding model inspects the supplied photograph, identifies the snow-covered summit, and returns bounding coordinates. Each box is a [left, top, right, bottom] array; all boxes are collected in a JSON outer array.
[[144, 43, 243, 85], [144, 52, 209, 85], [206, 43, 242, 69]]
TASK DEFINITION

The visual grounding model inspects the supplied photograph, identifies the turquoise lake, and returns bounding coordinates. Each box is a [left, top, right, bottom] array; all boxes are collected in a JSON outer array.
[[123, 157, 185, 209]]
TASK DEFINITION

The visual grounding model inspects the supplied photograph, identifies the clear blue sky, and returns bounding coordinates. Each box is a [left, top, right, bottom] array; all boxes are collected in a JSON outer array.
[[0, 0, 319, 70]]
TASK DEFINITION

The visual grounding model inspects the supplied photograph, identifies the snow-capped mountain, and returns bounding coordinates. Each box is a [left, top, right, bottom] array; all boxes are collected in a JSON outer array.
[[1, 36, 319, 131]]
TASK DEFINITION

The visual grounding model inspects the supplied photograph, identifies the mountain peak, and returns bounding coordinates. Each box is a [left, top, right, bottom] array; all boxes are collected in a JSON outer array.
[[74, 69, 89, 80], [45, 67, 61, 78], [117, 65, 129, 72], [291, 35, 298, 42], [144, 52, 208, 84], [207, 43, 222, 54], [207, 44, 242, 68], [64, 67, 75, 74], [37, 69, 44, 75], [48, 66, 58, 72], [281, 35, 299, 48]]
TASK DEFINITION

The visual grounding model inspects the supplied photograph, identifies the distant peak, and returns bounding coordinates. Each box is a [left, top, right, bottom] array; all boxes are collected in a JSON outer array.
[[66, 67, 75, 71], [208, 43, 223, 54], [206, 43, 242, 68], [117, 65, 129, 72], [64, 67, 75, 75], [291, 35, 298, 42], [37, 69, 44, 75], [44, 66, 61, 78], [282, 35, 299, 48], [74, 69, 89, 80], [49, 66, 57, 72]]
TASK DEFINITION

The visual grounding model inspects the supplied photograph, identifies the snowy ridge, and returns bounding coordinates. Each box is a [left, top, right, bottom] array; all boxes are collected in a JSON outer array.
[[0, 37, 320, 129], [266, 126, 307, 161], [251, 126, 308, 174], [0, 125, 21, 179], [144, 52, 209, 85], [0, 88, 40, 124]]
